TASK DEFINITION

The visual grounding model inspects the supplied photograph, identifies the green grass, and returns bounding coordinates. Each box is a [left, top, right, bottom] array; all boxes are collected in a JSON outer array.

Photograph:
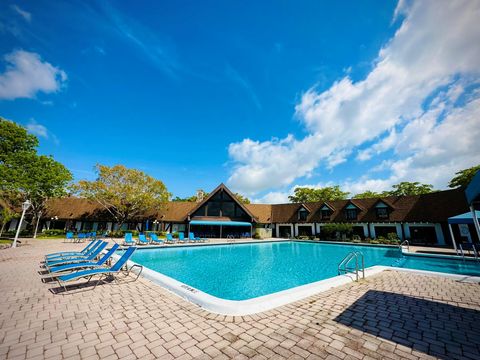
[[0, 239, 12, 244]]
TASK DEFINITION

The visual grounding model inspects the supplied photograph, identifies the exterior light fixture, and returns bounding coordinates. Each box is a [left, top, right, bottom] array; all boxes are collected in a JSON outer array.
[[12, 200, 31, 248]]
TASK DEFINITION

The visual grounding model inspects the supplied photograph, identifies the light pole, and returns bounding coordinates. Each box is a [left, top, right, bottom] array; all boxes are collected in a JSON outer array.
[[12, 200, 31, 248]]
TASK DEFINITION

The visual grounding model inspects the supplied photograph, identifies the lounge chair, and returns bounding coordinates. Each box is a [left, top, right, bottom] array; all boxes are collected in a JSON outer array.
[[76, 233, 87, 243], [56, 246, 141, 291], [189, 232, 206, 242], [138, 234, 150, 245], [150, 233, 164, 245], [46, 244, 120, 277], [45, 239, 102, 261], [65, 232, 74, 242], [178, 232, 187, 243], [166, 233, 176, 244], [124, 233, 135, 246], [45, 241, 108, 269]]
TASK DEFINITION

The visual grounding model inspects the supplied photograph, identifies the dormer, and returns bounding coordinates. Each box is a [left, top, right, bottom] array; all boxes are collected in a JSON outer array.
[[374, 200, 392, 219], [319, 203, 335, 220], [344, 201, 362, 220], [297, 205, 311, 221]]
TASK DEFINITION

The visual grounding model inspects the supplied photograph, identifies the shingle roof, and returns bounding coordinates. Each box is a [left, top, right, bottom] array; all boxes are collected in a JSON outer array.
[[43, 188, 469, 224], [270, 188, 469, 223], [245, 204, 272, 223]]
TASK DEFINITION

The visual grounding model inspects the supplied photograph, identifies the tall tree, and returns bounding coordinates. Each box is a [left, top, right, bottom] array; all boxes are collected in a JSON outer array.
[[384, 182, 434, 196], [288, 186, 350, 203], [1, 152, 72, 237], [0, 117, 38, 162], [353, 190, 383, 199], [75, 164, 170, 228], [0, 119, 72, 237], [448, 165, 480, 188]]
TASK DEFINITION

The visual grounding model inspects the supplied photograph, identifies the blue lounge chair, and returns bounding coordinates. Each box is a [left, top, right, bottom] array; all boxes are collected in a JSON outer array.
[[150, 233, 164, 245], [178, 232, 187, 243], [124, 233, 135, 245], [76, 233, 87, 243], [166, 233, 176, 244], [45, 239, 101, 260], [65, 232, 74, 242], [46, 241, 107, 268], [138, 234, 150, 245], [189, 232, 206, 242], [57, 247, 140, 291], [47, 244, 120, 276]]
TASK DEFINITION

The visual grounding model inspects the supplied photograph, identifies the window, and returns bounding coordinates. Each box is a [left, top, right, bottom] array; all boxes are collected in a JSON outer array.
[[321, 210, 331, 220], [222, 202, 235, 217], [376, 207, 389, 219], [298, 209, 308, 221], [207, 202, 221, 216], [346, 209, 357, 220]]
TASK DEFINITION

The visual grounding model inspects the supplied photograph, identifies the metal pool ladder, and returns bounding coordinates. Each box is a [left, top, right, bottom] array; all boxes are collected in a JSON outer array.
[[399, 239, 410, 252], [338, 251, 365, 281]]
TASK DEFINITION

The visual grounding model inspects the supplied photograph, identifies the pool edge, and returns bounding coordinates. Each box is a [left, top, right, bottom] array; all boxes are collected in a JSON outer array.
[[115, 252, 480, 316]]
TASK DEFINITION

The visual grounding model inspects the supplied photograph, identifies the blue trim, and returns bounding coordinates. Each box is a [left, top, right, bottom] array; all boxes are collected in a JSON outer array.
[[189, 220, 252, 226], [466, 170, 480, 204], [448, 210, 480, 224]]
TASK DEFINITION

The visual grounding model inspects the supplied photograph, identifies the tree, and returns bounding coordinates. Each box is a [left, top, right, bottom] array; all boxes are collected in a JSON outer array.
[[75, 164, 171, 228], [0, 207, 18, 237], [353, 190, 383, 199], [234, 193, 251, 204], [288, 186, 350, 203], [0, 152, 72, 237], [172, 191, 209, 202], [0, 117, 38, 162], [0, 119, 72, 238], [172, 191, 250, 204], [448, 165, 480, 188], [384, 182, 434, 196]]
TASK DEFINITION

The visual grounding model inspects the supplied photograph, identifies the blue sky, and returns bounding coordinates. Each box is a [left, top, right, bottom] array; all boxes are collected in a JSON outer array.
[[1, 1, 479, 202]]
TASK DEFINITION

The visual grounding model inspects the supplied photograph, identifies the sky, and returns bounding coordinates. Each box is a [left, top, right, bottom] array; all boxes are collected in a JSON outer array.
[[0, 0, 479, 203]]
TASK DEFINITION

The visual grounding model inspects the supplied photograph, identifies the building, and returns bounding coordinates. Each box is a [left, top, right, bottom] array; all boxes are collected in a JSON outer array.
[[3, 183, 475, 247]]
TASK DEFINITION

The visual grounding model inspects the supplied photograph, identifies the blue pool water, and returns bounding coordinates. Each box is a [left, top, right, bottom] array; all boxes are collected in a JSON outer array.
[[125, 241, 480, 300]]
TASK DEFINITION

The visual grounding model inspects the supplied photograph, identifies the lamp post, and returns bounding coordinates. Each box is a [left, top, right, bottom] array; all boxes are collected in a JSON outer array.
[[12, 200, 31, 248], [153, 219, 159, 231]]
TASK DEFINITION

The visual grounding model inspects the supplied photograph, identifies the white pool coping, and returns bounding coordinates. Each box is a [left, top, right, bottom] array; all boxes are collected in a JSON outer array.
[[112, 245, 480, 316]]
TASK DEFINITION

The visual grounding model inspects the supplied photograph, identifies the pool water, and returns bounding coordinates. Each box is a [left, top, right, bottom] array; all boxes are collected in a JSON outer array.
[[126, 241, 480, 300]]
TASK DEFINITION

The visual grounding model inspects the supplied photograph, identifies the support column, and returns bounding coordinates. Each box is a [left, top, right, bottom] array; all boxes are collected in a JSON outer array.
[[220, 225, 223, 239], [470, 205, 480, 243], [448, 223, 457, 251]]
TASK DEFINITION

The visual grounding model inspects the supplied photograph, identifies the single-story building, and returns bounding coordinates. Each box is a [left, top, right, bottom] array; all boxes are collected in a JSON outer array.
[[3, 183, 476, 247]]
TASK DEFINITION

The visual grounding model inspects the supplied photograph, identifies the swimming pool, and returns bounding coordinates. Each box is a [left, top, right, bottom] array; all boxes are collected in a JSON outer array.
[[125, 241, 480, 302]]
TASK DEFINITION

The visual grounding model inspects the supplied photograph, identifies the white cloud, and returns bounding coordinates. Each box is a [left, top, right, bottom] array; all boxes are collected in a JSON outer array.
[[11, 5, 31, 22], [0, 50, 67, 100], [26, 120, 48, 138], [228, 0, 480, 195], [26, 119, 59, 144]]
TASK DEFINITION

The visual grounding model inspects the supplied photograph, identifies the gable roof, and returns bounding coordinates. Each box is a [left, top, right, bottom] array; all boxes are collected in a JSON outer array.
[[41, 185, 469, 225], [319, 202, 335, 211], [186, 183, 258, 222]]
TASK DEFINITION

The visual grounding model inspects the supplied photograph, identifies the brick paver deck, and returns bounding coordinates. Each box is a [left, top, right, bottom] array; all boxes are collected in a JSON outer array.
[[1, 240, 479, 360]]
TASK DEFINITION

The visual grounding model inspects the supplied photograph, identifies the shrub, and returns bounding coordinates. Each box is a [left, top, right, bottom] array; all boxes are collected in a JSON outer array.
[[387, 232, 399, 241], [42, 229, 66, 236], [322, 223, 353, 240]]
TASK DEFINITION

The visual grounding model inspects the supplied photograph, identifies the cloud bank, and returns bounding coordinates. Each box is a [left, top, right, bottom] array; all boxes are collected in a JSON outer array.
[[227, 0, 480, 201]]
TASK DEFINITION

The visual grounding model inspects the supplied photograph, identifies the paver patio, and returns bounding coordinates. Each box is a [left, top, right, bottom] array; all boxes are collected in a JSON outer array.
[[0, 239, 479, 360]]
